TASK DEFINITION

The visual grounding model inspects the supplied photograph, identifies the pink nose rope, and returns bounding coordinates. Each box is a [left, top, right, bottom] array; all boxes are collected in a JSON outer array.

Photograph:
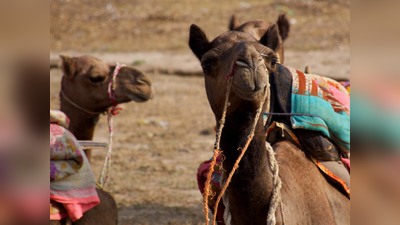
[[225, 60, 236, 80], [99, 63, 125, 187]]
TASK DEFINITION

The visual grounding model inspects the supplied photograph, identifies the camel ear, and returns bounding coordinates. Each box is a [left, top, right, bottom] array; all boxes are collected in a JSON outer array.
[[59, 55, 76, 79], [189, 24, 210, 60], [276, 13, 290, 42], [259, 23, 281, 52], [229, 15, 240, 30]]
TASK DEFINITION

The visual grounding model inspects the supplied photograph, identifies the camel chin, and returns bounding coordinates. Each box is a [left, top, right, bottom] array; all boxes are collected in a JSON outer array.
[[232, 84, 266, 101], [127, 93, 151, 103]]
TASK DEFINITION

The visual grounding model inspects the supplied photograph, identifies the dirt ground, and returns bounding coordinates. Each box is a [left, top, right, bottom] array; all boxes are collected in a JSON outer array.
[[50, 0, 349, 52], [50, 0, 349, 224]]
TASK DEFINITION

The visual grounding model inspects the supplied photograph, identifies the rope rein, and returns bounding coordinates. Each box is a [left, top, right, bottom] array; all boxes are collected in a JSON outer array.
[[266, 141, 282, 225], [203, 58, 283, 225], [211, 83, 268, 225], [263, 80, 283, 225], [99, 63, 125, 187], [203, 77, 233, 225]]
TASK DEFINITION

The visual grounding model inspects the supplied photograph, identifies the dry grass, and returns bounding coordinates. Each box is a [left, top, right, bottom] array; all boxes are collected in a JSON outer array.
[[50, 0, 349, 52]]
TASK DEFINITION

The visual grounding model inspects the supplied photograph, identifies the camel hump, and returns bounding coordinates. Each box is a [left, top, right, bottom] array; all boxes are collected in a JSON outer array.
[[276, 13, 290, 42]]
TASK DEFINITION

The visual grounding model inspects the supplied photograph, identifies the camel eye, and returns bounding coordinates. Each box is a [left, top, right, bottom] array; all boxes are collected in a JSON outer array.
[[271, 59, 277, 67], [202, 63, 213, 74], [89, 76, 106, 83]]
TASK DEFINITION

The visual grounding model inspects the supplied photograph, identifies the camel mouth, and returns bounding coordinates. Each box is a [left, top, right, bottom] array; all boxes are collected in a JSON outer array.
[[235, 60, 250, 68], [127, 93, 151, 103], [124, 84, 154, 103], [231, 84, 266, 101]]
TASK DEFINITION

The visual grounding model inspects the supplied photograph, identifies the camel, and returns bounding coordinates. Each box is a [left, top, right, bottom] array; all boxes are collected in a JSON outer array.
[[51, 55, 153, 225], [189, 23, 350, 224], [50, 187, 119, 225], [59, 55, 153, 162], [229, 14, 290, 64]]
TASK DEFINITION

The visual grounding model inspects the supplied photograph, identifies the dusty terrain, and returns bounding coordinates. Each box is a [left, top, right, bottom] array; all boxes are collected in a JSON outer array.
[[50, 0, 349, 224], [50, 0, 349, 52]]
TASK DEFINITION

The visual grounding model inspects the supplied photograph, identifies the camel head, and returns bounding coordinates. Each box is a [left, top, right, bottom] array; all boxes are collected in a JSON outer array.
[[59, 55, 153, 113], [189, 23, 280, 119], [228, 14, 290, 64]]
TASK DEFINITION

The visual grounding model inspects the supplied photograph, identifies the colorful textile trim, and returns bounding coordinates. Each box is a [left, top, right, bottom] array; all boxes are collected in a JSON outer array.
[[50, 110, 100, 222], [310, 156, 350, 197], [265, 121, 350, 197], [197, 155, 226, 225], [308, 75, 349, 97], [339, 81, 350, 95], [286, 66, 350, 153]]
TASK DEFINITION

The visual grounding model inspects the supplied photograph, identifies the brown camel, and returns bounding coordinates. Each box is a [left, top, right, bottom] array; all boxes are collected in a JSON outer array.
[[229, 14, 290, 64], [50, 187, 119, 225], [189, 24, 350, 224], [59, 55, 153, 162], [51, 55, 153, 225]]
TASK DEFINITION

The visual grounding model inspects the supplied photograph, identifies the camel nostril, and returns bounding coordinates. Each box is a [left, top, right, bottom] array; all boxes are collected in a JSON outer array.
[[236, 60, 249, 67]]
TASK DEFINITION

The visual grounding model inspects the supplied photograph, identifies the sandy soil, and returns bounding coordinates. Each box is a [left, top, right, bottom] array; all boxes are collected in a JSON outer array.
[[50, 0, 349, 52]]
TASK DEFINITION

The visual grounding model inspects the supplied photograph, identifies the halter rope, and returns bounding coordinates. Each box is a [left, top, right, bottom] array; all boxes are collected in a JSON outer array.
[[60, 89, 103, 116], [98, 63, 125, 187], [203, 76, 233, 225]]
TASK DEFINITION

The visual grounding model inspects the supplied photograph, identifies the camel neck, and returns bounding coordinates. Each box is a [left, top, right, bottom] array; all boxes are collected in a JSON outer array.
[[220, 101, 268, 171], [219, 100, 273, 224], [59, 92, 98, 141]]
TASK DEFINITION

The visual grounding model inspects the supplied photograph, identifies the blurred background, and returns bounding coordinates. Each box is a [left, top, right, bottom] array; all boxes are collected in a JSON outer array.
[[50, 0, 350, 52]]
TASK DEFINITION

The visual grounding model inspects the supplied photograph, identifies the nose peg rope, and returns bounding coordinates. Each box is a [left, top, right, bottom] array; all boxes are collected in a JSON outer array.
[[225, 60, 236, 80], [99, 63, 125, 187]]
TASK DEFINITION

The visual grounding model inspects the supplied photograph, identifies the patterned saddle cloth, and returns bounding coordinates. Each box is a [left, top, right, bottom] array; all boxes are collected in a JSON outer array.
[[265, 64, 350, 160], [50, 110, 100, 222]]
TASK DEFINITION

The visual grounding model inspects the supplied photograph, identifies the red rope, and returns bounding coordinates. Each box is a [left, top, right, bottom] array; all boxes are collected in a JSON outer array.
[[225, 61, 236, 80], [99, 63, 125, 187]]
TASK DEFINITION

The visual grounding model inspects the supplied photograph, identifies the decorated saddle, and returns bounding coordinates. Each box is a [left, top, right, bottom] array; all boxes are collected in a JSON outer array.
[[50, 110, 100, 222], [265, 64, 350, 159], [265, 64, 350, 196]]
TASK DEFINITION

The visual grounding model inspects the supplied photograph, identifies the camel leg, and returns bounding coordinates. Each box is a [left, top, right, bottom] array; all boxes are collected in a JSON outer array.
[[84, 149, 92, 164]]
